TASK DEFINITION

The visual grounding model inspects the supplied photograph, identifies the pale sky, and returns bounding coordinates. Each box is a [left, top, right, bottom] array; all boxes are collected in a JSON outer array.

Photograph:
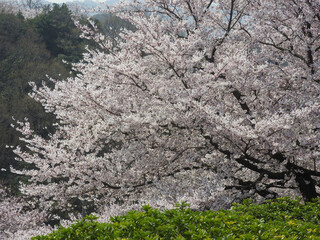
[[46, 0, 101, 3], [46, 0, 70, 2]]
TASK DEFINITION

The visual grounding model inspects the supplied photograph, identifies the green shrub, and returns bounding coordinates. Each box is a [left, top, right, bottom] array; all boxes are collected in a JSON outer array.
[[32, 198, 320, 240]]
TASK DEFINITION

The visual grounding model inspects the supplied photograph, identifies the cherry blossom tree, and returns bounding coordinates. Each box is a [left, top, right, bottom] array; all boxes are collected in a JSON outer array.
[[12, 0, 319, 220], [0, 182, 51, 239]]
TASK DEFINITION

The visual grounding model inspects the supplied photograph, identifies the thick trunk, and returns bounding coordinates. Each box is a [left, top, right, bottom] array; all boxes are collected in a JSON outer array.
[[286, 161, 318, 202], [294, 171, 318, 202]]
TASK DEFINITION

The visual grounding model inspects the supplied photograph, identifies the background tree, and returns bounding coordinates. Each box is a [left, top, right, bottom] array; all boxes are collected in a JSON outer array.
[[31, 3, 95, 63], [0, 10, 71, 191], [13, 0, 319, 222]]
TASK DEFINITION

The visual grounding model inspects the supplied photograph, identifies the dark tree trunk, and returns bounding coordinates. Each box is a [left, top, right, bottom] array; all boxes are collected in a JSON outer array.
[[294, 171, 318, 202]]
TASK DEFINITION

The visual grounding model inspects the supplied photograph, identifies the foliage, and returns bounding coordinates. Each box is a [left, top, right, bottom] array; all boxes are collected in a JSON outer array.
[[32, 198, 320, 240], [0, 11, 71, 190], [30, 3, 92, 63]]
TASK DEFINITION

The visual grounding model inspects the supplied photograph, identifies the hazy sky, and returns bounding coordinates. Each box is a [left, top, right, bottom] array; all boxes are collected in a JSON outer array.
[[46, 0, 100, 3], [46, 0, 70, 2]]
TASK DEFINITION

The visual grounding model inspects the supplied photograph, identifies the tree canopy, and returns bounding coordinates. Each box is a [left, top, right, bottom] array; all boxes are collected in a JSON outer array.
[[31, 3, 90, 63], [8, 0, 320, 231]]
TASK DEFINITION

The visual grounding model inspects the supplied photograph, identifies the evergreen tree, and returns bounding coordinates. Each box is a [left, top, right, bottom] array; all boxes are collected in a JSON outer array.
[[0, 12, 70, 191], [31, 3, 92, 63]]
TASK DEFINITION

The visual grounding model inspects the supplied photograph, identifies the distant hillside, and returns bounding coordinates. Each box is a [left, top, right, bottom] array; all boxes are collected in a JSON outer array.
[[92, 13, 136, 40]]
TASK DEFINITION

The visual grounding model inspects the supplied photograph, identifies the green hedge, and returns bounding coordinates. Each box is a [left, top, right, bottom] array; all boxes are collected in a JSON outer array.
[[32, 198, 320, 240]]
